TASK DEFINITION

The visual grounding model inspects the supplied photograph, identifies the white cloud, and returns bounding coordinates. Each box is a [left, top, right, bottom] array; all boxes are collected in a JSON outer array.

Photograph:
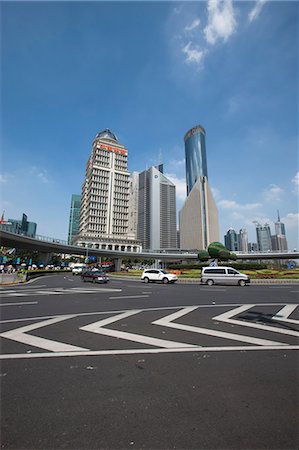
[[30, 166, 49, 184], [165, 173, 186, 201], [292, 172, 299, 186], [211, 187, 221, 200], [263, 184, 283, 201], [204, 0, 237, 45], [182, 42, 206, 65], [231, 212, 244, 220], [218, 199, 262, 210], [248, 0, 268, 23], [292, 172, 299, 195], [185, 18, 201, 32], [0, 174, 8, 183], [282, 213, 299, 229]]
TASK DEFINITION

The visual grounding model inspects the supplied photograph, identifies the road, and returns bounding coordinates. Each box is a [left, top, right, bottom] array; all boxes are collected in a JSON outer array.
[[0, 273, 298, 449]]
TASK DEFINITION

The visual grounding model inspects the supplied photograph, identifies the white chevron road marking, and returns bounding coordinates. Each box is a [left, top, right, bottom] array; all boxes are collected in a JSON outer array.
[[153, 306, 287, 346], [272, 304, 299, 325], [213, 304, 299, 338], [0, 316, 89, 352], [80, 309, 198, 348]]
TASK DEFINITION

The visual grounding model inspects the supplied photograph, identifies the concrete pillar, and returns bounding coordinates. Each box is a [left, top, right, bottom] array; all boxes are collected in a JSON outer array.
[[154, 259, 160, 269], [38, 252, 52, 266], [114, 258, 122, 272]]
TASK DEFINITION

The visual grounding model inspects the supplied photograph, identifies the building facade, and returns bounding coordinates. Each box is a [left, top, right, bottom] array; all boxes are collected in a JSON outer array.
[[180, 125, 219, 250], [75, 129, 141, 252], [224, 228, 239, 251], [138, 165, 177, 250], [238, 228, 249, 252], [67, 194, 81, 244], [274, 210, 288, 251], [256, 223, 272, 252], [127, 171, 139, 239]]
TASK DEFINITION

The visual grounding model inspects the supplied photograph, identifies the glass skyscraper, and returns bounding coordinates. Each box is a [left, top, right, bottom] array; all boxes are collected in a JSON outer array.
[[184, 125, 208, 196], [68, 194, 81, 244], [180, 125, 219, 250]]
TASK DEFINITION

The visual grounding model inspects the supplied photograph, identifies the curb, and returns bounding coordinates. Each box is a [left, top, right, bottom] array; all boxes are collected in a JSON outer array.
[[109, 275, 299, 285]]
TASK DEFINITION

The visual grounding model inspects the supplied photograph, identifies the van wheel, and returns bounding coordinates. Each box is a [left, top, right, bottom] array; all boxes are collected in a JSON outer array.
[[207, 279, 214, 286], [162, 277, 169, 284], [144, 277, 149, 283], [239, 280, 246, 287]]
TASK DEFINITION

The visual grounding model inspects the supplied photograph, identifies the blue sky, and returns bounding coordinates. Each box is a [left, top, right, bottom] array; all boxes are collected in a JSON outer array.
[[1, 0, 298, 250]]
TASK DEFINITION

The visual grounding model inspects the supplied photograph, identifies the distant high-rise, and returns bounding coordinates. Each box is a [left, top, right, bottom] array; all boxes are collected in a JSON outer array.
[[0, 213, 36, 238], [256, 223, 272, 252], [180, 125, 219, 250], [138, 165, 177, 250], [68, 194, 81, 244], [274, 210, 288, 251], [76, 129, 141, 252], [224, 228, 239, 251], [238, 228, 248, 252], [127, 172, 139, 239]]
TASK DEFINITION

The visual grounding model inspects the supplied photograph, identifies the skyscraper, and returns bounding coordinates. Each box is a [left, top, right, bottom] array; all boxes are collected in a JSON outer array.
[[138, 165, 177, 250], [255, 223, 272, 252], [76, 129, 141, 252], [179, 125, 219, 250], [68, 194, 81, 244], [127, 171, 139, 239], [224, 228, 239, 251], [274, 210, 288, 251], [238, 228, 249, 252]]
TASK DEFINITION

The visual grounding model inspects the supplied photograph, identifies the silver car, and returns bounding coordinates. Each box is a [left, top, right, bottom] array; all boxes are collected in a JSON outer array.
[[201, 266, 250, 286]]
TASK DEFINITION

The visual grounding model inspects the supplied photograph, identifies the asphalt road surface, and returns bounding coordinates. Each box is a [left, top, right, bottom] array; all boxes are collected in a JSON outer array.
[[0, 273, 298, 450]]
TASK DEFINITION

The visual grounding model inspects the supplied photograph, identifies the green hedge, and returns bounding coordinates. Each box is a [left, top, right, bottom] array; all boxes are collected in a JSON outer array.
[[25, 269, 70, 279], [167, 262, 268, 270]]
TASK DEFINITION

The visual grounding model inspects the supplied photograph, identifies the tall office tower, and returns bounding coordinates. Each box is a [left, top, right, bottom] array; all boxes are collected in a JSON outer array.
[[179, 125, 219, 250], [255, 222, 272, 252], [68, 194, 81, 244], [238, 228, 248, 252], [138, 165, 177, 250], [76, 129, 141, 252], [127, 171, 139, 239], [224, 228, 239, 251], [274, 210, 288, 251]]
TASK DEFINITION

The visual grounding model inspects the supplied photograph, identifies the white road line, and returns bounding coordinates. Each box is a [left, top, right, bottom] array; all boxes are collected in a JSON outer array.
[[0, 316, 89, 352], [1, 345, 298, 360], [80, 310, 198, 349], [0, 302, 38, 307], [109, 295, 149, 300], [213, 305, 299, 338], [199, 288, 227, 291], [273, 304, 299, 325], [153, 306, 285, 346], [3, 293, 28, 297]]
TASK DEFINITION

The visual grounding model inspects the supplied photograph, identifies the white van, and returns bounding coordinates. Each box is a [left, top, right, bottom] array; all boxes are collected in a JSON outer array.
[[201, 266, 250, 287], [72, 263, 87, 275]]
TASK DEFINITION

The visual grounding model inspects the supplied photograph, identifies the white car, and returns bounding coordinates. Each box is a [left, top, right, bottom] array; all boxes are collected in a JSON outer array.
[[141, 269, 178, 284], [72, 263, 87, 275]]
